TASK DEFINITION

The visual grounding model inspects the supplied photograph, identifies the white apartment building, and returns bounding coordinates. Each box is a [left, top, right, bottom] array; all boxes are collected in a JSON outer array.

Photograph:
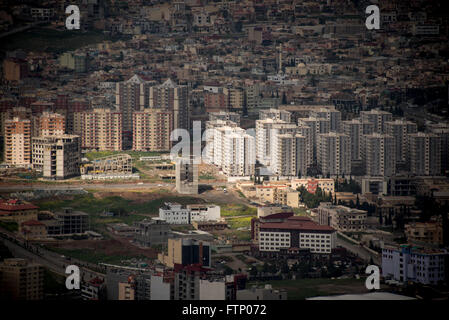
[[363, 133, 396, 177], [213, 126, 255, 177], [310, 107, 341, 132], [342, 119, 375, 161], [317, 132, 351, 176], [408, 132, 441, 176], [255, 118, 286, 166], [385, 120, 417, 166], [382, 245, 447, 285], [204, 120, 237, 164], [158, 203, 220, 224], [360, 109, 393, 134]]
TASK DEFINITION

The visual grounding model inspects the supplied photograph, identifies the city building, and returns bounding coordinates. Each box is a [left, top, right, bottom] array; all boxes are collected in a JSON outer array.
[[116, 75, 150, 140], [0, 258, 44, 300], [259, 108, 291, 122], [32, 135, 81, 179], [134, 218, 171, 247], [385, 120, 417, 168], [132, 109, 173, 151], [213, 126, 255, 177], [258, 215, 336, 254], [159, 203, 220, 224], [291, 178, 335, 195], [405, 218, 444, 247], [360, 109, 393, 134], [175, 157, 199, 195], [363, 133, 396, 177], [33, 111, 65, 137], [53, 207, 88, 235], [408, 132, 441, 176], [73, 108, 122, 151], [382, 245, 448, 285], [0, 199, 39, 223], [4, 117, 31, 166], [158, 238, 211, 268], [317, 132, 351, 176], [59, 52, 88, 73], [316, 203, 367, 232], [149, 78, 189, 131]]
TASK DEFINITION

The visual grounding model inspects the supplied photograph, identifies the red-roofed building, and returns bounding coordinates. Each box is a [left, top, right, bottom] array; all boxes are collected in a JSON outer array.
[[257, 216, 336, 255], [0, 199, 39, 223]]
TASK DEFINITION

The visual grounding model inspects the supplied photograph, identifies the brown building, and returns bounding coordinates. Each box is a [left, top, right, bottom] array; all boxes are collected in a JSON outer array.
[[4, 117, 31, 166], [132, 109, 173, 151], [33, 111, 65, 137], [405, 218, 444, 247], [3, 58, 28, 81], [0, 258, 44, 300], [74, 108, 122, 150]]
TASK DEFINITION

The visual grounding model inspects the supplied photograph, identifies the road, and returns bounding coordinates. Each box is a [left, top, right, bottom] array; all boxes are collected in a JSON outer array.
[[0, 181, 232, 192], [336, 236, 381, 266], [0, 230, 104, 282]]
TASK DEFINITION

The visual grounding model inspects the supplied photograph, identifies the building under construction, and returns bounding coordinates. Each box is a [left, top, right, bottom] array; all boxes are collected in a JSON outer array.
[[81, 154, 137, 179]]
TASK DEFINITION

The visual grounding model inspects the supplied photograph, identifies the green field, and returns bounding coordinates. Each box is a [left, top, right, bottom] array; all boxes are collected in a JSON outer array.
[[1, 27, 129, 54], [221, 204, 257, 217], [248, 278, 368, 300], [226, 216, 252, 229], [36, 193, 203, 215], [85, 150, 166, 161], [36, 192, 205, 232]]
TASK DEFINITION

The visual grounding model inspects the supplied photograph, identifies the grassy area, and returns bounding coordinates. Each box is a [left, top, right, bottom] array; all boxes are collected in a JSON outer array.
[[85, 151, 166, 161], [199, 175, 215, 180], [227, 230, 252, 242], [0, 221, 18, 232], [247, 278, 367, 300], [50, 247, 146, 265], [293, 207, 308, 216], [226, 216, 252, 229], [37, 193, 203, 215], [221, 204, 257, 217], [1, 27, 129, 54], [36, 192, 205, 232]]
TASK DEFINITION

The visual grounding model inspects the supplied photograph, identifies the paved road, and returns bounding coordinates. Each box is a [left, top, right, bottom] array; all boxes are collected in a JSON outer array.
[[336, 236, 381, 266], [0, 181, 231, 192], [0, 231, 104, 282]]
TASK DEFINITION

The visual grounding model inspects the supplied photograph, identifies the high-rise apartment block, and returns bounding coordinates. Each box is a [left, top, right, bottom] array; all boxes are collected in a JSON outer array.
[[74, 108, 122, 150], [317, 132, 351, 176], [310, 107, 341, 132], [132, 109, 173, 151], [116, 75, 150, 133], [259, 108, 291, 123], [363, 133, 396, 177], [385, 119, 417, 167], [4, 117, 31, 166], [408, 132, 441, 175], [149, 79, 189, 131], [33, 111, 65, 137], [360, 109, 393, 134], [213, 126, 255, 177]]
